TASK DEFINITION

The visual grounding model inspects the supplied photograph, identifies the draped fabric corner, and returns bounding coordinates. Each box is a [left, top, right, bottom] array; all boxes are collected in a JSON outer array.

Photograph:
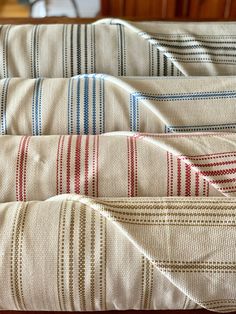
[[0, 19, 236, 312]]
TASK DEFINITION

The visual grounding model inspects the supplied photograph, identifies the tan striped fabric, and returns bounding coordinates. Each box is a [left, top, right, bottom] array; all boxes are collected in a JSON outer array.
[[1, 195, 236, 312], [2, 19, 236, 78]]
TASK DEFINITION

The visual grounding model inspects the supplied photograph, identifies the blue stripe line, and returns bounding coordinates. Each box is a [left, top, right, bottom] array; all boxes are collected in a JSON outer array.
[[84, 76, 89, 134], [131, 90, 236, 102], [92, 75, 96, 135], [32, 78, 41, 135], [76, 77, 80, 134]]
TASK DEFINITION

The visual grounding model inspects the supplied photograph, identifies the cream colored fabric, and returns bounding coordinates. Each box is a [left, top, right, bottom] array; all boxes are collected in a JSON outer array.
[[1, 75, 236, 135], [1, 195, 236, 312], [2, 19, 236, 78], [3, 132, 236, 202], [1, 19, 236, 312]]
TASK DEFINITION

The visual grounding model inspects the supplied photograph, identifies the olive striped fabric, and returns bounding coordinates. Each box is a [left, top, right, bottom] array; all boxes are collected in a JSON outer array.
[[2, 19, 236, 78], [1, 195, 236, 312]]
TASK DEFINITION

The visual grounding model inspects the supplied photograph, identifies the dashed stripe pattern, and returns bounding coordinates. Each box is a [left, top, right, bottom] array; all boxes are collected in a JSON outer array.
[[15, 136, 31, 202]]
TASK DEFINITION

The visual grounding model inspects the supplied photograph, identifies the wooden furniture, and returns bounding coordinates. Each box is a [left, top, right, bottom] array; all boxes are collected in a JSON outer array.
[[101, 0, 236, 19]]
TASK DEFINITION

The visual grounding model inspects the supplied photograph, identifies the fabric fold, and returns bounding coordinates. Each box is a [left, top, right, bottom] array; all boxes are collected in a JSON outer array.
[[0, 133, 228, 202], [2, 20, 236, 78], [1, 195, 236, 312], [2, 75, 236, 135]]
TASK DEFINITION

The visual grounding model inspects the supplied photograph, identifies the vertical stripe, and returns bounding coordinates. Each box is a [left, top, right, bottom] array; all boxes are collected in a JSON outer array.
[[74, 135, 82, 194], [84, 76, 89, 134], [90, 210, 96, 310], [67, 78, 74, 134], [195, 172, 200, 196], [70, 25, 74, 76], [0, 78, 10, 134], [31, 25, 40, 78], [66, 135, 73, 193], [76, 77, 81, 134], [78, 204, 87, 311], [92, 25, 96, 73], [57, 203, 67, 311], [77, 25, 81, 74], [177, 158, 181, 196], [32, 78, 43, 135], [56, 135, 65, 195], [99, 76, 105, 134], [15, 136, 31, 201], [92, 75, 96, 135], [10, 203, 28, 310], [63, 25, 68, 78], [127, 137, 138, 197], [99, 216, 107, 310], [3, 25, 11, 78], [185, 163, 191, 196], [84, 136, 90, 195], [163, 54, 168, 76], [69, 205, 75, 311], [84, 25, 88, 74], [117, 25, 126, 76]]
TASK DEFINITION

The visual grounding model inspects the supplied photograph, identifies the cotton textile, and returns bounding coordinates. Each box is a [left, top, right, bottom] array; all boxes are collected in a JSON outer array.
[[4, 132, 236, 202], [2, 19, 236, 78], [1, 195, 236, 312], [1, 75, 236, 135], [1, 18, 236, 313]]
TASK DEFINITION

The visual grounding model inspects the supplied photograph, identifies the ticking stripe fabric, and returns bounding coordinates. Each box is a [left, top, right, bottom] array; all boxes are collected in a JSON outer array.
[[1, 19, 236, 313], [1, 195, 236, 312], [2, 19, 236, 78], [1, 75, 236, 135]]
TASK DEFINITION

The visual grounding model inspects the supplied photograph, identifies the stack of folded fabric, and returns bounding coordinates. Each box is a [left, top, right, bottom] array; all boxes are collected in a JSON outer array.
[[1, 19, 236, 312]]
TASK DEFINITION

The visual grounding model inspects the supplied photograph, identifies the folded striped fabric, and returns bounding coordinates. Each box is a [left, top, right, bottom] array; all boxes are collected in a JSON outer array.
[[1, 19, 236, 313], [2, 132, 236, 202], [1, 75, 236, 135], [1, 195, 236, 312], [1, 19, 236, 78]]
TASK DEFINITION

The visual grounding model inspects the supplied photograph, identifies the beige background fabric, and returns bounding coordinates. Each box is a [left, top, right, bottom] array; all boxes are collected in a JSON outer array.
[[0, 133, 229, 202], [2, 20, 236, 78], [1, 76, 236, 135], [1, 195, 236, 312]]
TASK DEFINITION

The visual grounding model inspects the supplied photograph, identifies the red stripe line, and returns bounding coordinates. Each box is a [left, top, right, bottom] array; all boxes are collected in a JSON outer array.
[[134, 137, 138, 197], [130, 138, 135, 197], [191, 160, 236, 168], [203, 179, 206, 196], [19, 136, 27, 201], [200, 168, 236, 176], [210, 177, 236, 184], [181, 151, 236, 160], [74, 135, 82, 194], [66, 135, 73, 193], [96, 136, 99, 197], [84, 136, 90, 195], [185, 164, 191, 196], [92, 136, 96, 197], [218, 186, 236, 191], [206, 182, 210, 196], [23, 136, 31, 201], [15, 137, 24, 201], [166, 152, 170, 196], [56, 136, 62, 195], [59, 136, 65, 194], [195, 172, 199, 196], [177, 158, 181, 196], [170, 154, 173, 196]]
